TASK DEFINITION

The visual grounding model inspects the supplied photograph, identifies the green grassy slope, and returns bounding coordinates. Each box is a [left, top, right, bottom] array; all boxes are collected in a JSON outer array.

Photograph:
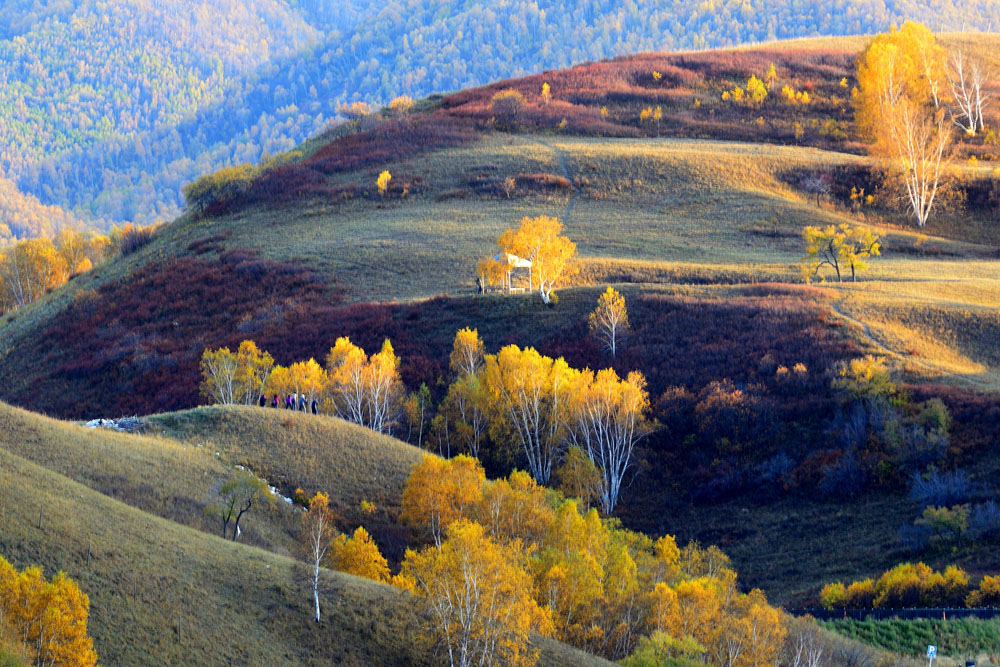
[[0, 431, 608, 666]]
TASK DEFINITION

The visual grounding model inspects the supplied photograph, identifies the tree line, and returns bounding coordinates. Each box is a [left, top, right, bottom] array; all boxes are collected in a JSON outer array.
[[201, 294, 645, 515], [0, 224, 157, 314], [822, 561, 1000, 609]]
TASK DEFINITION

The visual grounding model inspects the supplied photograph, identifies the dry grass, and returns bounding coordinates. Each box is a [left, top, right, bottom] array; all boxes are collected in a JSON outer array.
[[0, 401, 298, 552], [0, 444, 607, 666], [147, 406, 425, 550]]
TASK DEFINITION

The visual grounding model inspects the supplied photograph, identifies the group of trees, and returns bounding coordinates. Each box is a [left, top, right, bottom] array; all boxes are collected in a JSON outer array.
[[0, 555, 97, 666], [429, 327, 650, 513], [202, 319, 647, 514], [821, 561, 1000, 609], [200, 336, 404, 435], [855, 22, 993, 227], [477, 215, 577, 304], [0, 228, 117, 313], [393, 455, 787, 665]]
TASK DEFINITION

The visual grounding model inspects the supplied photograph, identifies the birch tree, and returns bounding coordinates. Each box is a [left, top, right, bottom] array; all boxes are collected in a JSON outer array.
[[855, 22, 953, 226], [235, 340, 274, 405], [401, 520, 546, 667], [946, 48, 991, 134], [199, 346, 240, 405], [497, 216, 577, 304], [450, 327, 485, 377], [588, 287, 630, 358], [482, 345, 576, 484], [567, 369, 651, 514], [0, 238, 67, 310], [325, 337, 403, 434], [300, 492, 335, 622]]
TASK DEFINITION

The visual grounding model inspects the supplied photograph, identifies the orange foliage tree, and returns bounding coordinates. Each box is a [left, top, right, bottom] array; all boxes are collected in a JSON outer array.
[[0, 555, 98, 667], [402, 519, 548, 667], [396, 462, 787, 662], [496, 215, 577, 304], [329, 526, 390, 583], [401, 454, 486, 546]]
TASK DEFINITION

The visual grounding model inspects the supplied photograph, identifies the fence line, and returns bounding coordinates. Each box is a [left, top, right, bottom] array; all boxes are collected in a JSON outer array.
[[789, 607, 1000, 621]]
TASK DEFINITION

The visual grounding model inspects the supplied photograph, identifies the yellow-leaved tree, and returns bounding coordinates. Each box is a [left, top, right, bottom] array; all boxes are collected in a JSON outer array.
[[199, 346, 240, 405], [402, 519, 548, 667], [0, 238, 68, 311], [801, 224, 881, 282], [481, 345, 577, 484], [588, 286, 630, 358], [0, 556, 98, 667], [438, 328, 489, 456], [497, 216, 577, 304], [377, 170, 391, 196], [566, 368, 651, 514], [855, 22, 952, 226], [450, 327, 485, 377], [324, 337, 403, 434], [329, 526, 390, 583], [299, 492, 335, 622], [201, 339, 275, 406], [235, 340, 274, 405], [401, 454, 486, 546]]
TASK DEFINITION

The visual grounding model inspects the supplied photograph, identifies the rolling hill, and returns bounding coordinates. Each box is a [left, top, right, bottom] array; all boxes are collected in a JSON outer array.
[[3, 1, 1000, 237], [0, 407, 608, 666], [3, 33, 1000, 614]]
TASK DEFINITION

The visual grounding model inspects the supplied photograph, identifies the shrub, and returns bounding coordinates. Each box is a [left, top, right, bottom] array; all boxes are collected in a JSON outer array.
[[967, 575, 1000, 607], [914, 505, 970, 544], [818, 452, 866, 498], [183, 163, 260, 212], [490, 89, 526, 129], [116, 225, 157, 256], [832, 355, 895, 401], [969, 500, 1000, 540], [909, 469, 972, 506], [897, 522, 931, 552]]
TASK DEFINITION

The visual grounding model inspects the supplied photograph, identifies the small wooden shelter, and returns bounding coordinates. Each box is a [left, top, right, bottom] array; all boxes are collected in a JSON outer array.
[[481, 252, 533, 294]]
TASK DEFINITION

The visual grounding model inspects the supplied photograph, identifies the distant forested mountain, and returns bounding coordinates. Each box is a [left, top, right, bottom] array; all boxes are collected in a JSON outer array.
[[3, 0, 1000, 238]]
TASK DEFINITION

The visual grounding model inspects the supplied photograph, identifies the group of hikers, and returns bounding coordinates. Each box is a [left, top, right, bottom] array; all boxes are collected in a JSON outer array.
[[259, 392, 319, 414]]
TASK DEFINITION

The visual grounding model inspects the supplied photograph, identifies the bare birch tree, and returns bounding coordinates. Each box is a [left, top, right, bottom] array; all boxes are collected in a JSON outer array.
[[946, 48, 991, 134]]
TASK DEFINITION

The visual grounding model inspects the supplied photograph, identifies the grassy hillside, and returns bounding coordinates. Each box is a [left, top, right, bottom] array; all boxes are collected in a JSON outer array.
[[2, 35, 1000, 613], [0, 400, 431, 560], [149, 406, 425, 556], [0, 401, 301, 552], [0, 444, 606, 666]]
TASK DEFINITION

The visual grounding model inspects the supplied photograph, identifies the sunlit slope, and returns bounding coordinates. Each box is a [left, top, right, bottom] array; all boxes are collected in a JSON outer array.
[[0, 441, 608, 666]]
